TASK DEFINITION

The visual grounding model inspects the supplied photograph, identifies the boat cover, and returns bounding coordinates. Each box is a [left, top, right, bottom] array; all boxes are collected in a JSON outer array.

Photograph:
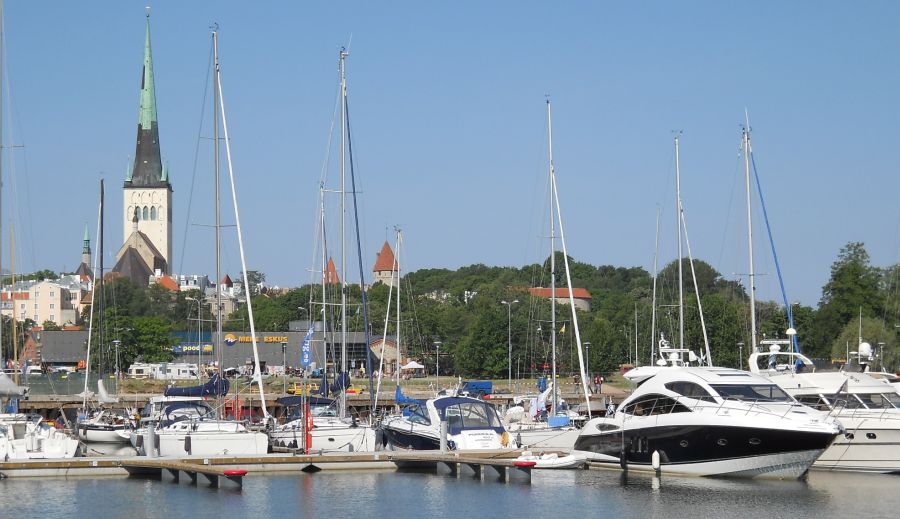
[[164, 373, 229, 397]]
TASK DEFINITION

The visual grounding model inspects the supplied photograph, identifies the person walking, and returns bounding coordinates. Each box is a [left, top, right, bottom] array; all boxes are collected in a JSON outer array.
[[598, 375, 604, 394], [593, 374, 601, 394]]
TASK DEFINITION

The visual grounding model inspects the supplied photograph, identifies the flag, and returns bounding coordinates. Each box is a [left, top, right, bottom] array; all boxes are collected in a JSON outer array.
[[300, 326, 314, 368]]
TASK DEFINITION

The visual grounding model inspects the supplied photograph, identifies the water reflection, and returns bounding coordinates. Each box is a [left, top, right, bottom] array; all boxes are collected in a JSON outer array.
[[0, 466, 898, 519]]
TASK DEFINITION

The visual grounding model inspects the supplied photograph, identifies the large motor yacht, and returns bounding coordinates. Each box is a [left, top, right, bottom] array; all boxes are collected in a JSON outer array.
[[751, 344, 900, 473], [572, 367, 841, 478]]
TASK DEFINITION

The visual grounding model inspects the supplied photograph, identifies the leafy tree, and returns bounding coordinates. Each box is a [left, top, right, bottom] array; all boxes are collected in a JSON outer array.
[[809, 242, 881, 357], [42, 320, 62, 331]]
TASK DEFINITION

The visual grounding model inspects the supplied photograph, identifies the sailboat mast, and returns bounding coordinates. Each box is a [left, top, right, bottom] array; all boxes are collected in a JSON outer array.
[[338, 48, 348, 418], [394, 229, 402, 387], [674, 134, 685, 350], [743, 126, 757, 353], [216, 34, 269, 420], [650, 208, 660, 363], [0, 0, 4, 372], [212, 30, 223, 410], [98, 179, 104, 378], [546, 99, 558, 416]]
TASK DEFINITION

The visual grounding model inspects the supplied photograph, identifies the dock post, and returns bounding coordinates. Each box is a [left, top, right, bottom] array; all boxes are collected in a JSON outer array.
[[439, 421, 448, 453], [145, 423, 157, 458]]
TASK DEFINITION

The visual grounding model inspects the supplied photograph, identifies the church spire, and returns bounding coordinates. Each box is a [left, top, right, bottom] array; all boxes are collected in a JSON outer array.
[[126, 10, 166, 188], [82, 224, 91, 255]]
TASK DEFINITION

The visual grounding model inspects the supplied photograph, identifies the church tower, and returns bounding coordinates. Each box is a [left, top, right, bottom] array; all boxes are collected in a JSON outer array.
[[122, 11, 172, 274]]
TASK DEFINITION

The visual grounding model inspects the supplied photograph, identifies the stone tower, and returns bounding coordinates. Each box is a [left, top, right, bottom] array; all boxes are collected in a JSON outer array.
[[122, 11, 172, 273]]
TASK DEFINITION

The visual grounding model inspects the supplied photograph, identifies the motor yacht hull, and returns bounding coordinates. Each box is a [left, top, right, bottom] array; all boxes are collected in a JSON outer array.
[[814, 419, 900, 473], [574, 424, 835, 478]]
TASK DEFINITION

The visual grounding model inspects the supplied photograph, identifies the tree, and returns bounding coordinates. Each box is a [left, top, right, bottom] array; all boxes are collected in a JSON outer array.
[[42, 320, 63, 331], [809, 242, 882, 357]]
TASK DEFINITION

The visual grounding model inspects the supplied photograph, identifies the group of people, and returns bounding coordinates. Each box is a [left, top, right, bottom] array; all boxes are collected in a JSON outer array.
[[575, 373, 605, 393]]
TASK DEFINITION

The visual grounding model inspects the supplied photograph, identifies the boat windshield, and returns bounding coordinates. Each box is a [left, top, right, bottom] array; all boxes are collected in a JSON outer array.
[[709, 384, 792, 402], [850, 392, 900, 409], [444, 402, 502, 430]]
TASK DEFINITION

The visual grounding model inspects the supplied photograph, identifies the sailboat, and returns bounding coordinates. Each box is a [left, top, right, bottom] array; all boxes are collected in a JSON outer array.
[[153, 25, 268, 457], [269, 48, 376, 453], [621, 134, 711, 385], [0, 0, 79, 459], [502, 100, 589, 453], [76, 180, 137, 445]]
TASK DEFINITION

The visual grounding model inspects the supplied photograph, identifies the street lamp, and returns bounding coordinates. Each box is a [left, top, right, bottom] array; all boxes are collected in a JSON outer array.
[[186, 296, 202, 380], [737, 342, 744, 370], [112, 339, 121, 385], [281, 341, 288, 394], [434, 341, 442, 390], [878, 342, 886, 371], [501, 300, 519, 392], [584, 342, 591, 377]]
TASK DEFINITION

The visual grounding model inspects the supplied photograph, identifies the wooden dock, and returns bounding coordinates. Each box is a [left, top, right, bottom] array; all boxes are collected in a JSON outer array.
[[119, 459, 247, 488], [0, 450, 533, 484]]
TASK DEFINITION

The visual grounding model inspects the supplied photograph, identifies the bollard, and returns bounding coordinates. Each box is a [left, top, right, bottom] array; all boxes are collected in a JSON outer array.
[[146, 423, 157, 458], [440, 420, 448, 453]]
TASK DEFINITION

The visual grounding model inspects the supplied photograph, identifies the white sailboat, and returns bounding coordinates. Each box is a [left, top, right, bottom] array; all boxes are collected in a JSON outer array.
[[154, 25, 268, 457], [268, 48, 376, 454], [503, 100, 589, 453], [622, 134, 710, 385]]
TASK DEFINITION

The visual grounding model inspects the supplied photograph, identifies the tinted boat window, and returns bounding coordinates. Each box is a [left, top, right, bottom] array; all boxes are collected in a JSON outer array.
[[710, 384, 792, 402], [665, 381, 716, 401], [795, 394, 831, 411], [855, 393, 899, 409], [445, 402, 501, 428], [622, 394, 691, 416]]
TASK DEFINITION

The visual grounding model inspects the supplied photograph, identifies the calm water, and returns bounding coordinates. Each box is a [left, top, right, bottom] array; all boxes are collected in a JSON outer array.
[[1, 467, 897, 518]]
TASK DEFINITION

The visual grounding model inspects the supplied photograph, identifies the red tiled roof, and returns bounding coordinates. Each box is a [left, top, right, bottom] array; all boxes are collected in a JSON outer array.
[[156, 275, 180, 292], [373, 241, 397, 273], [529, 287, 592, 300], [221, 274, 233, 286], [324, 257, 341, 285]]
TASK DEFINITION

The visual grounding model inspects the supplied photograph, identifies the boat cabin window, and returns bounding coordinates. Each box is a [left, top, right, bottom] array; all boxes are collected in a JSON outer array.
[[853, 393, 900, 409], [709, 384, 792, 402], [622, 394, 690, 416], [443, 402, 502, 429], [795, 394, 831, 411], [664, 381, 716, 401], [406, 404, 431, 426]]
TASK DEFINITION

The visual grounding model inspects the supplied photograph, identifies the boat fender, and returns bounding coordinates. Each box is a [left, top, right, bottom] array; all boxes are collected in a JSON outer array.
[[184, 435, 192, 454], [135, 435, 144, 448], [501, 431, 510, 447], [619, 448, 627, 472], [651, 450, 660, 473]]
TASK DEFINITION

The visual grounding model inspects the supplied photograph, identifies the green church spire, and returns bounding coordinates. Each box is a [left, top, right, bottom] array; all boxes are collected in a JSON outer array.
[[126, 9, 167, 188]]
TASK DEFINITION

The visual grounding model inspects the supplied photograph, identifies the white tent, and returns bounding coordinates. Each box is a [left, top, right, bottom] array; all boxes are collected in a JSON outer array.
[[401, 361, 425, 370]]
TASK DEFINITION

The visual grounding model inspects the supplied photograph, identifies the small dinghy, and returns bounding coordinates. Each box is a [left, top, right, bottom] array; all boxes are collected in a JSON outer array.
[[515, 451, 586, 470]]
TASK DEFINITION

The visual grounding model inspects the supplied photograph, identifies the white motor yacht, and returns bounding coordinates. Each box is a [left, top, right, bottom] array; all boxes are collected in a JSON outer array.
[[0, 414, 80, 460], [751, 345, 900, 473], [572, 367, 841, 478], [381, 394, 515, 459]]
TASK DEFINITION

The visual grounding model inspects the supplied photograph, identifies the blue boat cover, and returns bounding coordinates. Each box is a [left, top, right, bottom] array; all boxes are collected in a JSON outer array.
[[164, 373, 229, 397], [395, 385, 424, 405]]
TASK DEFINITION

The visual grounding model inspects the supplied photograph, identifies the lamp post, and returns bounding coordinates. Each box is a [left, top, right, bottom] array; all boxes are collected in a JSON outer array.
[[186, 296, 202, 379], [584, 341, 591, 377], [112, 339, 121, 391], [434, 341, 442, 390], [878, 342, 886, 371], [501, 300, 519, 392], [737, 342, 744, 370], [281, 341, 288, 394]]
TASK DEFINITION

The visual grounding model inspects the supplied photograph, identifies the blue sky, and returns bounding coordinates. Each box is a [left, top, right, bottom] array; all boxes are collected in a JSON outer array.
[[3, 1, 899, 306]]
